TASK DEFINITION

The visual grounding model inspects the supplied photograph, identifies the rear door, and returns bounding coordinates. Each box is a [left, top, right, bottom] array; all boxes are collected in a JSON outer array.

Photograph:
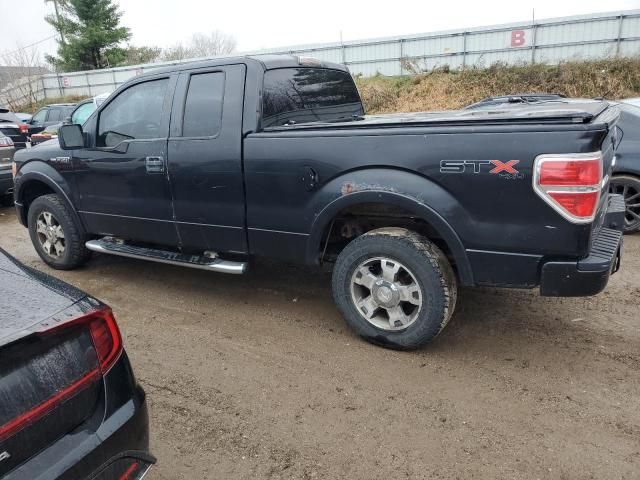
[[167, 64, 247, 253], [73, 74, 179, 245]]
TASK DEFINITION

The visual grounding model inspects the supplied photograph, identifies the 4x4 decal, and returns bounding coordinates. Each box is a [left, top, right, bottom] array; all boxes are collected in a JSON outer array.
[[440, 159, 523, 179]]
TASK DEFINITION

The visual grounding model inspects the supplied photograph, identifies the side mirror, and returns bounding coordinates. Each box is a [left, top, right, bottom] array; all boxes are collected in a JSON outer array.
[[58, 124, 85, 149]]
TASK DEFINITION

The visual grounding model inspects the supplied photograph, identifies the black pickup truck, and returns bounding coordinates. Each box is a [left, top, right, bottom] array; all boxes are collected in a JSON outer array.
[[12, 55, 625, 350]]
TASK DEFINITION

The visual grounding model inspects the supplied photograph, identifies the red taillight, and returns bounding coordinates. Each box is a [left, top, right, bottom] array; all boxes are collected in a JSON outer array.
[[533, 152, 603, 223], [539, 159, 601, 186], [48, 306, 123, 372], [18, 123, 28, 134], [0, 307, 122, 442], [89, 309, 123, 371]]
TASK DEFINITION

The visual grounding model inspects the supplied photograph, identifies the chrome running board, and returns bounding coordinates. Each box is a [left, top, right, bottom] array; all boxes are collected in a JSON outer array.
[[85, 237, 247, 274]]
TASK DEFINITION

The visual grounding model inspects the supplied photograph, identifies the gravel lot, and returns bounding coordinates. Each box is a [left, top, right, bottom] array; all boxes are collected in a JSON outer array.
[[1, 205, 639, 479]]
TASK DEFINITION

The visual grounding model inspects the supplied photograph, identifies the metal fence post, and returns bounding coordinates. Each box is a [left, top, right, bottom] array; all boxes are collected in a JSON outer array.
[[617, 14, 624, 56], [86, 72, 92, 96], [531, 23, 537, 64], [462, 32, 467, 69], [399, 38, 405, 75]]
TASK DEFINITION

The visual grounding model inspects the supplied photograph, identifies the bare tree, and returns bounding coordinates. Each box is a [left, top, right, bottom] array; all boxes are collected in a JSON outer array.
[[1, 44, 49, 110], [161, 30, 237, 62]]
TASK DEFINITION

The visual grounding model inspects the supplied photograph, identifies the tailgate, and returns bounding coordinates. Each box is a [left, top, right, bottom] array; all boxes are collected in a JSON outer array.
[[591, 105, 622, 239]]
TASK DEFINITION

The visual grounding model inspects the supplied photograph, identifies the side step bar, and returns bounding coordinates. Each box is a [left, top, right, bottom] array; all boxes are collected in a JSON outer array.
[[85, 238, 247, 274]]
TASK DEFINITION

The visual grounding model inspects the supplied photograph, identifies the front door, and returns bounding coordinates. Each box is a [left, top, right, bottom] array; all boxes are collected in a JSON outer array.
[[167, 64, 247, 254], [73, 75, 179, 246]]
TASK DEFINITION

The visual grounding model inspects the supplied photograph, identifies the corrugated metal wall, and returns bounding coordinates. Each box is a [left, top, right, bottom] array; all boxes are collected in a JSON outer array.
[[1, 9, 639, 107]]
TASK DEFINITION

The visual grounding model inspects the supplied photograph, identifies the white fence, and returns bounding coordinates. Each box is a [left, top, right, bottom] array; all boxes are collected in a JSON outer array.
[[1, 9, 640, 108]]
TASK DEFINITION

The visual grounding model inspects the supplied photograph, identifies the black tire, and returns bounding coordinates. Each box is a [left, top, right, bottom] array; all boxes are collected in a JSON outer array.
[[28, 194, 91, 270], [610, 175, 640, 234], [332, 227, 457, 350]]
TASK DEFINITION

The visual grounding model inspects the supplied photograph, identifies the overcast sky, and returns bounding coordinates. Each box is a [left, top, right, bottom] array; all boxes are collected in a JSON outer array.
[[1, 0, 638, 59]]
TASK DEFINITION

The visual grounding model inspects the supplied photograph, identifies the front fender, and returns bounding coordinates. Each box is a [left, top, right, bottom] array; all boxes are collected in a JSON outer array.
[[306, 168, 474, 285], [14, 161, 84, 231]]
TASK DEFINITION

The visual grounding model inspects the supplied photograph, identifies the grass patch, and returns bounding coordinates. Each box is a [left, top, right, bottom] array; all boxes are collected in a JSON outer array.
[[356, 57, 640, 114]]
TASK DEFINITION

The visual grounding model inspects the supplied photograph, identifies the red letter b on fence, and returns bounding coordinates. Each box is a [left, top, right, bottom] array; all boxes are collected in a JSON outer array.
[[511, 30, 526, 47]]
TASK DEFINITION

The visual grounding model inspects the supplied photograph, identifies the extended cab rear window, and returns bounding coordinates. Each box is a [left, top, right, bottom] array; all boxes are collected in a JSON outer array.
[[262, 67, 363, 128]]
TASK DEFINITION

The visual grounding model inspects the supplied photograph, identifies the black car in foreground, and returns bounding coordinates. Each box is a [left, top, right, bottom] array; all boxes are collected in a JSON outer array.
[[0, 249, 154, 479], [466, 94, 640, 233]]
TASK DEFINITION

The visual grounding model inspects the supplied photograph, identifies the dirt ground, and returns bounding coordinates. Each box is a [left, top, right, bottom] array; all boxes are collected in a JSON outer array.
[[1, 205, 639, 480]]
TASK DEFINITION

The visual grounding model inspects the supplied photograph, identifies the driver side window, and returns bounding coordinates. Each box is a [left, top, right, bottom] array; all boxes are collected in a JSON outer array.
[[97, 78, 168, 148]]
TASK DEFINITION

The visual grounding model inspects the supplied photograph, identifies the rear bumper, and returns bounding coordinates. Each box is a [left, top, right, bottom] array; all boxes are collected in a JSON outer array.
[[540, 194, 625, 297], [4, 353, 155, 480]]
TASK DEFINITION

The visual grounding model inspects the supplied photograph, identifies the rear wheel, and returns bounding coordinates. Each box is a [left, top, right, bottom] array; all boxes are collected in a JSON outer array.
[[610, 175, 640, 233], [332, 227, 457, 350], [28, 194, 91, 269]]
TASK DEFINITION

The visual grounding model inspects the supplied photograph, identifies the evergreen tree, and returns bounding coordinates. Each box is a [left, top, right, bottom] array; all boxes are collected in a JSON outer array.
[[45, 0, 131, 71]]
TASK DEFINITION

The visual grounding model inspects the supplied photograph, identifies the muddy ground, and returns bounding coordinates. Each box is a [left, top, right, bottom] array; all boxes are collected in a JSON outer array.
[[1, 205, 639, 479]]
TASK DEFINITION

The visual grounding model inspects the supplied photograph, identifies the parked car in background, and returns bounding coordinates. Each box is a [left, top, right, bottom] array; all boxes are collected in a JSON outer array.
[[26, 103, 76, 135], [0, 108, 29, 150], [12, 55, 625, 350], [0, 248, 155, 479], [31, 94, 111, 146], [466, 94, 640, 233], [0, 132, 15, 205], [14, 113, 32, 123]]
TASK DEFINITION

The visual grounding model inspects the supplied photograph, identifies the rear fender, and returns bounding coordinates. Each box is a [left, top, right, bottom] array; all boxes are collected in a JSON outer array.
[[306, 168, 474, 285]]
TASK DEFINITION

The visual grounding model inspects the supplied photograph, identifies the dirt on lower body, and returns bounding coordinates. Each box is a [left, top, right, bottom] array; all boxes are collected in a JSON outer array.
[[1, 206, 639, 479]]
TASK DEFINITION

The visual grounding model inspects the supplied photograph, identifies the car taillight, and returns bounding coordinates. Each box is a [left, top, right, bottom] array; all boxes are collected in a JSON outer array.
[[18, 123, 28, 134], [89, 308, 123, 371], [0, 136, 12, 147], [46, 306, 123, 372], [0, 307, 122, 442], [533, 152, 603, 223]]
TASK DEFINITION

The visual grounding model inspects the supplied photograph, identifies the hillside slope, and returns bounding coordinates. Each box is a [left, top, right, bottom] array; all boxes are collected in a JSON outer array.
[[356, 58, 640, 114]]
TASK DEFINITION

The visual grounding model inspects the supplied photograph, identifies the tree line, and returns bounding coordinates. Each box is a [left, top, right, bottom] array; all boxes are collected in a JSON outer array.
[[43, 0, 236, 72]]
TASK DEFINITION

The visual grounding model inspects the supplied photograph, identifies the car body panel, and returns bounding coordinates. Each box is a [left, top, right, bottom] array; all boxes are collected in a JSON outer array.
[[0, 248, 154, 478]]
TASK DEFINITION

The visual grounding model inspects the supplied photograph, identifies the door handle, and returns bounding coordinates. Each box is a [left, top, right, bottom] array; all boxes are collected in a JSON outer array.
[[145, 156, 165, 174]]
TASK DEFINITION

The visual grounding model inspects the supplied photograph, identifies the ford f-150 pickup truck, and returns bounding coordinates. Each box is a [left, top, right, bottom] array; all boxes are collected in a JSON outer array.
[[12, 55, 625, 350]]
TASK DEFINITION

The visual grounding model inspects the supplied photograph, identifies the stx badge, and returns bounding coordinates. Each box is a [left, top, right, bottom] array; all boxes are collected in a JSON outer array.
[[440, 160, 523, 179]]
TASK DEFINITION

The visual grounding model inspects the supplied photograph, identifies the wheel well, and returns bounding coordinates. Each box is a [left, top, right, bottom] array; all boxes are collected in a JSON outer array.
[[319, 202, 456, 269], [20, 181, 55, 217]]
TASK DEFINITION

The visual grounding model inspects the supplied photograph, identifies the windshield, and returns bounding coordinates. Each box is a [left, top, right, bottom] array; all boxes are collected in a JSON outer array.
[[71, 102, 96, 125], [262, 67, 364, 128]]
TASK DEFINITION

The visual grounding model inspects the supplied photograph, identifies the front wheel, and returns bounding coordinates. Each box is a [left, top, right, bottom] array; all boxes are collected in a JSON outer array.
[[610, 175, 640, 234], [28, 194, 91, 270], [332, 228, 457, 350]]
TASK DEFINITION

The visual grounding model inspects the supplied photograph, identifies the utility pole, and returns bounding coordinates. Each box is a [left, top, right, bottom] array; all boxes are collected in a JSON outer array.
[[46, 0, 66, 46]]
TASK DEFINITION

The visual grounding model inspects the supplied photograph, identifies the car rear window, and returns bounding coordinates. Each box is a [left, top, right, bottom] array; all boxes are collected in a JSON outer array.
[[262, 68, 363, 128], [182, 72, 225, 137]]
